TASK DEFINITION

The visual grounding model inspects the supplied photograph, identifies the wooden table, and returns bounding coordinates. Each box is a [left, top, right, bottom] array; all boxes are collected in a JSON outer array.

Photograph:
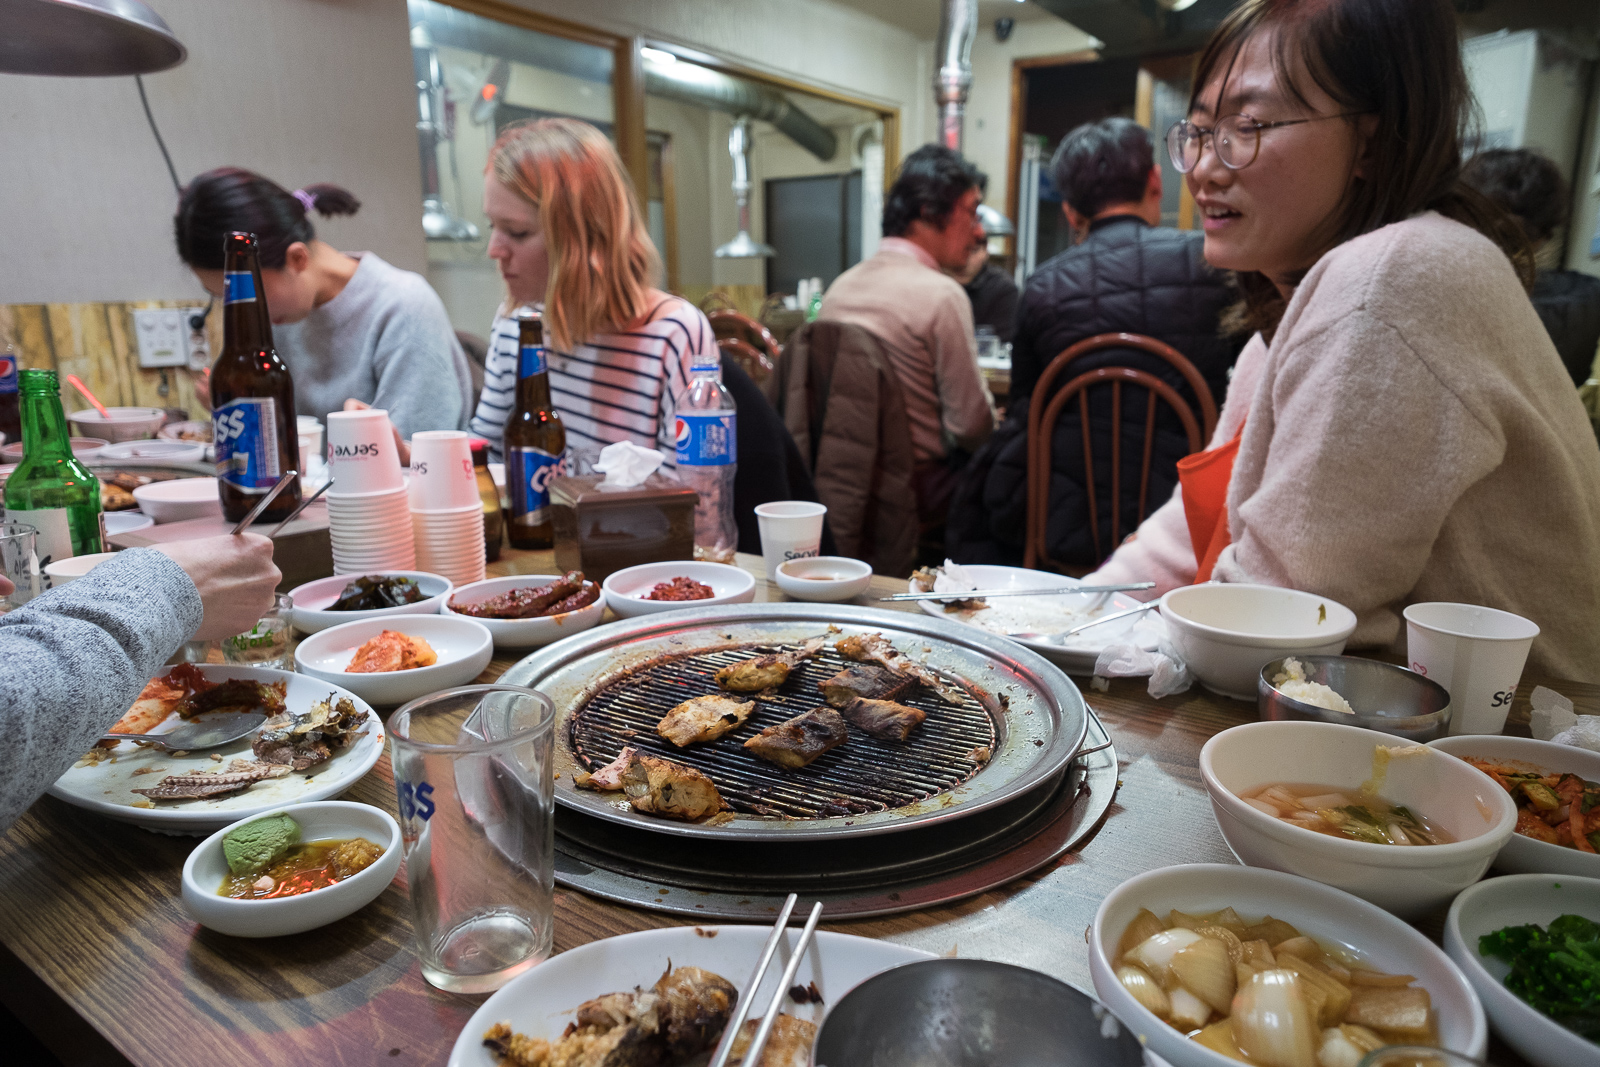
[[0, 552, 1590, 1066]]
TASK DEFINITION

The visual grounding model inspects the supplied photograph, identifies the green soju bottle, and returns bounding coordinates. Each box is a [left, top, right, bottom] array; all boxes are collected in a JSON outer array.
[[3, 368, 103, 563]]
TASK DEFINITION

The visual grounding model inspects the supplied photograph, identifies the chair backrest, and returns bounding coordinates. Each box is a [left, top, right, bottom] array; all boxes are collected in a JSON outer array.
[[1024, 332, 1218, 571], [717, 336, 774, 385], [708, 309, 782, 363]]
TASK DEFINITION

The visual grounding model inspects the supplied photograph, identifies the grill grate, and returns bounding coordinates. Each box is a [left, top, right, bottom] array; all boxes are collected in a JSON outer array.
[[569, 640, 997, 819]]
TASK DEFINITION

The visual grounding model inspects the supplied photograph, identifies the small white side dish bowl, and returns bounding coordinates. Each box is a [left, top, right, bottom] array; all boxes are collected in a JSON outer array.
[[1200, 720, 1518, 917], [43, 551, 118, 585], [773, 555, 872, 602], [1160, 583, 1357, 699], [1444, 873, 1600, 1067], [97, 438, 206, 464], [287, 571, 453, 634], [67, 405, 165, 442], [442, 574, 605, 648], [132, 476, 222, 523], [602, 560, 757, 618], [102, 510, 155, 537], [294, 614, 493, 706], [1429, 734, 1600, 878], [3, 436, 108, 462], [181, 800, 401, 938], [1090, 863, 1488, 1067]]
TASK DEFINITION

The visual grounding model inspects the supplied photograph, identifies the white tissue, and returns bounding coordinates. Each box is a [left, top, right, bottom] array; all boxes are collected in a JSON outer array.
[[932, 559, 979, 596], [1530, 685, 1579, 741], [1551, 717, 1600, 754], [1093, 638, 1193, 700], [593, 440, 665, 489]]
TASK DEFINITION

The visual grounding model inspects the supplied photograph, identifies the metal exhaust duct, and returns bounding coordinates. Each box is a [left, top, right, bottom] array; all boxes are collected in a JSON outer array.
[[412, 23, 479, 242], [935, 0, 977, 151], [643, 55, 837, 162], [714, 118, 775, 259]]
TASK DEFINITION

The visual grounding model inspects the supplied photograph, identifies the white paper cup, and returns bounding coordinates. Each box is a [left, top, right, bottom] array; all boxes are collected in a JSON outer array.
[[1405, 602, 1540, 736], [754, 501, 827, 578], [326, 409, 404, 494], [297, 417, 324, 463], [408, 431, 479, 511]]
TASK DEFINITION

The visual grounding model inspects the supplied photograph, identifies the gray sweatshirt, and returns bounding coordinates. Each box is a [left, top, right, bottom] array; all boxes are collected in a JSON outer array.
[[0, 549, 201, 830], [273, 252, 474, 438]]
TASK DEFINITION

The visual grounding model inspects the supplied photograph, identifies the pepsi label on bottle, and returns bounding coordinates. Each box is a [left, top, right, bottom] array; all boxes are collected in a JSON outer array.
[[214, 396, 282, 491], [675, 413, 736, 466], [519, 342, 546, 378]]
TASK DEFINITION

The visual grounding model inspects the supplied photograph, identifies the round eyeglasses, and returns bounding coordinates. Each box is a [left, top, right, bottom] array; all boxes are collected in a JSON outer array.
[[1167, 112, 1365, 173]]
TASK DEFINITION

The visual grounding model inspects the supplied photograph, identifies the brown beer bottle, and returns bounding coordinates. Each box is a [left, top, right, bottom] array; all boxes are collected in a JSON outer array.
[[504, 310, 565, 549], [211, 231, 301, 524]]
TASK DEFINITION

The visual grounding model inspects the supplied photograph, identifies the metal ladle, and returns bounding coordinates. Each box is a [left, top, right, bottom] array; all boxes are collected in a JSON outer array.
[[100, 711, 266, 751]]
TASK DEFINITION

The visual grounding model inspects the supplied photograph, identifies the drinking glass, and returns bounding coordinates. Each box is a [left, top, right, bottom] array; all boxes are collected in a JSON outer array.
[[389, 684, 555, 993], [221, 593, 294, 669], [0, 521, 42, 609]]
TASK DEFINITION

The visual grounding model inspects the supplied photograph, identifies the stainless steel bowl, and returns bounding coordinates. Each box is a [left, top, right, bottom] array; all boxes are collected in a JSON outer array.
[[1258, 655, 1451, 741], [810, 958, 1145, 1067]]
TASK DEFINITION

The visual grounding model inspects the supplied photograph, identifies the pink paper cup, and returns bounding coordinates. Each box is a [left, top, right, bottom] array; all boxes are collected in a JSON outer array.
[[408, 431, 479, 511], [326, 410, 404, 494]]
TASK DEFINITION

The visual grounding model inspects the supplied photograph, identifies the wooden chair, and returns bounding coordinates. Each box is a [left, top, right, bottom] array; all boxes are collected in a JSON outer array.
[[1024, 332, 1219, 572], [716, 336, 774, 386], [708, 309, 781, 363]]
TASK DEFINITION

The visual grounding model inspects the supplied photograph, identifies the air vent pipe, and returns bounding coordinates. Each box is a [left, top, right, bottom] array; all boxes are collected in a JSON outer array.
[[643, 54, 837, 162], [935, 0, 978, 150]]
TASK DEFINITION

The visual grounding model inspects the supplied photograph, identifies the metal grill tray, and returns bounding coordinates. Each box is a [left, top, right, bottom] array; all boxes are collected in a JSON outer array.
[[501, 603, 1089, 843]]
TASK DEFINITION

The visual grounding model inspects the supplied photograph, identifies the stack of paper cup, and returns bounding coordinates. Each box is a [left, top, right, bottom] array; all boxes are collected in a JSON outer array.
[[409, 430, 485, 585], [326, 409, 415, 574]]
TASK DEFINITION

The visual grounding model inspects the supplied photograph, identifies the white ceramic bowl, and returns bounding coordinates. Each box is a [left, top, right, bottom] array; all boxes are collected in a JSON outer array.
[[2, 436, 108, 463], [442, 574, 605, 649], [67, 405, 165, 443], [1090, 864, 1487, 1067], [294, 614, 493, 706], [287, 571, 453, 634], [1444, 873, 1600, 1067], [602, 560, 757, 618], [1201, 720, 1518, 917], [132, 477, 222, 523], [97, 438, 206, 465], [43, 551, 118, 585], [773, 555, 872, 602], [102, 510, 155, 537], [1429, 734, 1600, 879], [1160, 583, 1358, 699], [180, 801, 401, 938]]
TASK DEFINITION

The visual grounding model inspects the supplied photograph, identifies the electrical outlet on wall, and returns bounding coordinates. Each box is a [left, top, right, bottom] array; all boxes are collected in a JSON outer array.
[[134, 306, 211, 369]]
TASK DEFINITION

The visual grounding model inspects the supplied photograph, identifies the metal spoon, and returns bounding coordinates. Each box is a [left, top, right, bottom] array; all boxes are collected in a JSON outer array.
[[101, 711, 266, 751], [1007, 602, 1159, 642]]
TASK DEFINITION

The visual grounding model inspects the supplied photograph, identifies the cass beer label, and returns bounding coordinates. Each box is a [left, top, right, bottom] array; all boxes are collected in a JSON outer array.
[[0, 352, 16, 395], [214, 397, 282, 492], [507, 445, 562, 521], [518, 342, 547, 379], [224, 271, 257, 304], [675, 413, 736, 467]]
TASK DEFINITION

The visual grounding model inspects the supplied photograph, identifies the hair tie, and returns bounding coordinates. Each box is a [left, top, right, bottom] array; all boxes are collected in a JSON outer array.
[[292, 188, 316, 214]]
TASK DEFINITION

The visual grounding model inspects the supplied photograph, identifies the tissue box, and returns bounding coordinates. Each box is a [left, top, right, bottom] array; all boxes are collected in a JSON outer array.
[[549, 472, 698, 581]]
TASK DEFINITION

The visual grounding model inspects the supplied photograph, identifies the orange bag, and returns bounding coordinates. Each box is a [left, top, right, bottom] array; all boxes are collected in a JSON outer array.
[[1177, 426, 1244, 583]]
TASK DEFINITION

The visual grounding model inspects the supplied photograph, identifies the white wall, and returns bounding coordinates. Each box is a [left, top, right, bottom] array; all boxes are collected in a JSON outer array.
[[0, 0, 423, 305]]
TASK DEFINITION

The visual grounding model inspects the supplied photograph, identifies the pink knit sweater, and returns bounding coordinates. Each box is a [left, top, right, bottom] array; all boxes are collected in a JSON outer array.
[[1090, 212, 1600, 680]]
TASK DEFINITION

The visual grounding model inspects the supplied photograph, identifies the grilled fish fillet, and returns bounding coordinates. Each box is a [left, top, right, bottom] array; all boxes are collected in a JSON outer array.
[[728, 1014, 818, 1067], [743, 707, 848, 769], [657, 695, 756, 747], [654, 966, 739, 1061], [714, 636, 826, 692], [835, 633, 963, 705], [838, 697, 925, 741], [622, 752, 727, 820], [817, 664, 913, 707]]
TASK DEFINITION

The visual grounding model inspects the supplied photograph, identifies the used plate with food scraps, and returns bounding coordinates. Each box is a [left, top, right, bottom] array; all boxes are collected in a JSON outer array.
[[911, 563, 1160, 676], [447, 924, 933, 1067], [48, 664, 383, 836]]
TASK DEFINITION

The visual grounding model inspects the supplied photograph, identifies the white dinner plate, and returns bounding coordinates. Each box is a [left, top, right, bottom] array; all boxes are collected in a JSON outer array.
[[48, 664, 384, 835], [447, 924, 934, 1067], [913, 564, 1157, 675]]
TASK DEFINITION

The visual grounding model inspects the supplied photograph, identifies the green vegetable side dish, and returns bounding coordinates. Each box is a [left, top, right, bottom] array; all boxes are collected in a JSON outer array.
[[1479, 913, 1600, 1043]]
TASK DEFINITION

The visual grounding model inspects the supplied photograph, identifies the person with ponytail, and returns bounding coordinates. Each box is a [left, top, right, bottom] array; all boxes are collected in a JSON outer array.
[[1085, 0, 1600, 679], [175, 167, 473, 437]]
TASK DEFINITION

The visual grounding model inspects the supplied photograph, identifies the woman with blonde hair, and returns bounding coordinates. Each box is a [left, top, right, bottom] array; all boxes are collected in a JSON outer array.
[[468, 118, 715, 464]]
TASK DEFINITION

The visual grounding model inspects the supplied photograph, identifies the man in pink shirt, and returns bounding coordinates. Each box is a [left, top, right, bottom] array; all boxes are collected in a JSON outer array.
[[819, 144, 997, 530]]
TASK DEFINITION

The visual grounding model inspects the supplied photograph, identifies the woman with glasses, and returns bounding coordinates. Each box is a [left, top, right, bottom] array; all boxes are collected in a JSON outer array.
[[1087, 0, 1600, 679]]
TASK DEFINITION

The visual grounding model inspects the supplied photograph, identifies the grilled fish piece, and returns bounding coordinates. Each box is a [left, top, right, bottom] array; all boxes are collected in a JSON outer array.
[[714, 636, 826, 692], [574, 746, 638, 791], [623, 752, 728, 820], [177, 677, 287, 719], [254, 697, 369, 770], [838, 697, 925, 741], [834, 633, 963, 705], [130, 758, 291, 801], [817, 664, 914, 707], [654, 966, 739, 1061], [728, 1014, 819, 1067], [743, 707, 848, 769], [657, 695, 755, 747]]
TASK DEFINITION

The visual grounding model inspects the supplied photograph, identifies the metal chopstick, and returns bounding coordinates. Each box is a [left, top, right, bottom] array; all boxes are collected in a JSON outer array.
[[266, 476, 331, 537], [738, 902, 825, 1067], [1057, 601, 1159, 637], [706, 893, 799, 1067], [879, 581, 1154, 602], [229, 470, 299, 535]]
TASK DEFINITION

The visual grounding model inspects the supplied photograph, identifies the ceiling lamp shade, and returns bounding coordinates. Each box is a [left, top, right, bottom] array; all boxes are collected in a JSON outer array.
[[0, 0, 186, 76]]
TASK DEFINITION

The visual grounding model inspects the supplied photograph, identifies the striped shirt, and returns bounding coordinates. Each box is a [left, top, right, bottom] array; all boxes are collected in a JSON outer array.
[[469, 296, 714, 468]]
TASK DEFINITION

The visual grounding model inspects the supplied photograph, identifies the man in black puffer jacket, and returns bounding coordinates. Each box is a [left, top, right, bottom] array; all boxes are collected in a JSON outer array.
[[948, 118, 1242, 568]]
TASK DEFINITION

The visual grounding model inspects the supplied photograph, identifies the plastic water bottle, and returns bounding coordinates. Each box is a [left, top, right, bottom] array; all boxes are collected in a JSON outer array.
[[675, 349, 738, 562]]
